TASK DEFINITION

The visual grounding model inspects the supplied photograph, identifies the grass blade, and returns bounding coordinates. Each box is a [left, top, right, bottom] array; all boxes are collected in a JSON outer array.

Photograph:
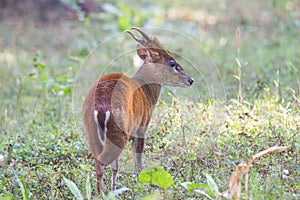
[[19, 179, 30, 200], [206, 173, 220, 197], [63, 177, 84, 200], [195, 189, 213, 200], [85, 175, 91, 200]]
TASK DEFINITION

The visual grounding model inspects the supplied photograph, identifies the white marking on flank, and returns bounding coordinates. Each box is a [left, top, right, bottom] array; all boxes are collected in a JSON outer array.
[[104, 111, 110, 136], [94, 110, 98, 123], [94, 110, 105, 145]]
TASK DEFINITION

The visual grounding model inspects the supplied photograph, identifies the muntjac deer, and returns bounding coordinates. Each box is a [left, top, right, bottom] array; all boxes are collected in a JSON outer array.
[[82, 27, 193, 193]]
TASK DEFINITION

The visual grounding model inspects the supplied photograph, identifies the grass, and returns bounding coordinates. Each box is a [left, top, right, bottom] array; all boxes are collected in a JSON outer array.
[[0, 0, 299, 199]]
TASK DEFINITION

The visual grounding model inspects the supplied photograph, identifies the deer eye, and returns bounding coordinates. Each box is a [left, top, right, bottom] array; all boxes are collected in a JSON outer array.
[[169, 60, 176, 68]]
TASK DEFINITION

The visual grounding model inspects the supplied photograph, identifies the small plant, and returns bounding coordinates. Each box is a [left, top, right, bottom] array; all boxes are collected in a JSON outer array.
[[179, 171, 233, 199], [233, 27, 244, 104], [138, 166, 174, 199], [138, 166, 174, 189], [181, 173, 220, 199]]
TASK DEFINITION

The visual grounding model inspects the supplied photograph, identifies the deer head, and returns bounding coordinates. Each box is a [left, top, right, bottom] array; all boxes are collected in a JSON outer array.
[[126, 27, 194, 87]]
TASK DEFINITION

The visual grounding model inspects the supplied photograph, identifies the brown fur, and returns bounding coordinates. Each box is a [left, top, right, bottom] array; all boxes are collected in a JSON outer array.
[[82, 27, 193, 193]]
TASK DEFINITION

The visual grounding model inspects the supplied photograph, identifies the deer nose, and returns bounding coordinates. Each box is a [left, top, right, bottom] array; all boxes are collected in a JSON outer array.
[[188, 77, 194, 85]]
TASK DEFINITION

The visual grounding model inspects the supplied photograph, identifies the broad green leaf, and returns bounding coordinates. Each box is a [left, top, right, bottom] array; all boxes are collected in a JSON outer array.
[[181, 181, 192, 190], [206, 174, 220, 196], [181, 181, 208, 191], [138, 166, 174, 189], [63, 177, 84, 200]]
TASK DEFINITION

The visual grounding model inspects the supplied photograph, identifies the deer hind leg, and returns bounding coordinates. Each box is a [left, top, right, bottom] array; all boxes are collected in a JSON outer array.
[[132, 137, 145, 174], [97, 135, 125, 191], [96, 159, 106, 194], [111, 157, 119, 191]]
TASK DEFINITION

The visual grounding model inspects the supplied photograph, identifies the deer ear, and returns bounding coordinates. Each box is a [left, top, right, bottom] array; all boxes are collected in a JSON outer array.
[[137, 44, 151, 63]]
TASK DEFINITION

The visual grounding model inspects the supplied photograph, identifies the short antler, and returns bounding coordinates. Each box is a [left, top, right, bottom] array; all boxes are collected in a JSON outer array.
[[131, 27, 152, 42], [125, 27, 173, 61], [125, 27, 152, 45]]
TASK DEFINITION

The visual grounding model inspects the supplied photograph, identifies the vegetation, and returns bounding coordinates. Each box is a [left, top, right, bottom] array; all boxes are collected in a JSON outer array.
[[0, 0, 299, 199]]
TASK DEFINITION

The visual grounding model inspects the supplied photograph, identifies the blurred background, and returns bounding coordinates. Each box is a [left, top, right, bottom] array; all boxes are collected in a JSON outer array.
[[1, 0, 299, 100]]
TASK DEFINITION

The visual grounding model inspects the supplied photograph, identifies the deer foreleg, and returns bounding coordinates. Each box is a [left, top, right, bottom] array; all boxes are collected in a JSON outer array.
[[132, 137, 144, 174]]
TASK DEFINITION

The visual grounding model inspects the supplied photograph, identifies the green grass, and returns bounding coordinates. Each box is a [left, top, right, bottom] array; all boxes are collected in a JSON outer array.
[[0, 0, 299, 199]]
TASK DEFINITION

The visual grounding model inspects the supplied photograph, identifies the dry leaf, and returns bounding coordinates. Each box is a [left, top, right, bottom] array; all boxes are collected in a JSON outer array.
[[220, 146, 288, 200], [252, 146, 287, 160], [220, 164, 247, 199]]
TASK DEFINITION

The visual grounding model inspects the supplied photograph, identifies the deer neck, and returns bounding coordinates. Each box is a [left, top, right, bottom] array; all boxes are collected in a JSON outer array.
[[133, 64, 162, 106]]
